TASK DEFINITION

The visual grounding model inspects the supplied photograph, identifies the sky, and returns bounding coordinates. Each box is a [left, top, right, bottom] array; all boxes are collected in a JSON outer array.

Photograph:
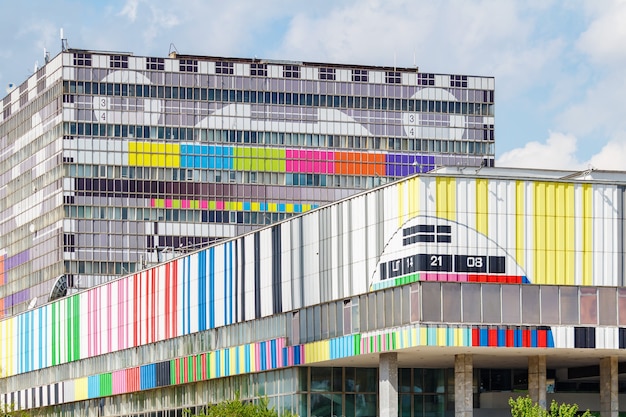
[[1, 0, 625, 171]]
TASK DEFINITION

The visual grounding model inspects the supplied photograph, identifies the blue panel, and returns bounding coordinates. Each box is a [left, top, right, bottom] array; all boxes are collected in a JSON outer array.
[[243, 202, 251, 211], [260, 342, 267, 371], [224, 349, 230, 376], [531, 330, 538, 347], [245, 344, 251, 373], [270, 339, 277, 369], [278, 203, 286, 212], [260, 203, 267, 211], [140, 364, 156, 390], [514, 329, 522, 347], [498, 328, 506, 347], [209, 248, 215, 329], [479, 328, 489, 347], [198, 251, 207, 331], [215, 350, 221, 378], [294, 204, 302, 213], [547, 330, 555, 348]]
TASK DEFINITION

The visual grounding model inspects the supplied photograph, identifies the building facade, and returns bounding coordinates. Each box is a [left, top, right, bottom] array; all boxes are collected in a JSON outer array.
[[0, 50, 495, 317], [1, 168, 626, 417]]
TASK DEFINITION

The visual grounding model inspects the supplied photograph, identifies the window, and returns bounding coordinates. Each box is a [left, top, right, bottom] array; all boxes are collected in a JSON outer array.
[[319, 67, 336, 80], [250, 63, 267, 76], [352, 69, 368, 82], [215, 61, 234, 74], [450, 74, 468, 88], [283, 65, 300, 78], [386, 71, 401, 84], [179, 59, 198, 72], [417, 73, 435, 86], [73, 53, 92, 66], [146, 57, 165, 71], [110, 55, 129, 69]]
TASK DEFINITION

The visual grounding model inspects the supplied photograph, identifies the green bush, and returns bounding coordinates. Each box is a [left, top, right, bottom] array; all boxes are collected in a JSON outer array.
[[509, 396, 592, 417], [185, 394, 296, 417]]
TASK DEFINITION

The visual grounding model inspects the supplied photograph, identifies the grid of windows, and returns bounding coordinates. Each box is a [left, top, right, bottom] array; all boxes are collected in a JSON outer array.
[[450, 75, 468, 88], [283, 65, 300, 78], [73, 53, 92, 66], [250, 63, 267, 76], [146, 57, 165, 71], [417, 73, 435, 86], [386, 71, 401, 84], [319, 67, 336, 80], [215, 61, 234, 74], [352, 69, 368, 82], [179, 59, 198, 72], [109, 55, 129, 69]]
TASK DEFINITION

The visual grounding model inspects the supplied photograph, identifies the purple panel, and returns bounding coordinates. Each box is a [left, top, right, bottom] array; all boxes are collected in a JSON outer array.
[[5, 250, 30, 271], [385, 154, 435, 176], [4, 288, 30, 308]]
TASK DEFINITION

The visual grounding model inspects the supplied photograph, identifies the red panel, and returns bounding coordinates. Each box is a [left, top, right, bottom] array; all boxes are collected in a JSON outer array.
[[133, 274, 140, 347], [150, 268, 156, 343], [488, 328, 497, 346], [522, 329, 531, 347], [537, 329, 547, 348], [172, 260, 178, 337], [472, 328, 480, 346], [506, 329, 514, 347], [165, 264, 171, 339]]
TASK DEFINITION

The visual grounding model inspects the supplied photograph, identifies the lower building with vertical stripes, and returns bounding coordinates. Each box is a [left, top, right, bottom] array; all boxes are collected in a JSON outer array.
[[2, 166, 626, 417]]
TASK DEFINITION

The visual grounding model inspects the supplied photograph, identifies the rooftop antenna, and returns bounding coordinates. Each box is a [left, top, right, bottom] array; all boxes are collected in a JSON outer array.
[[60, 28, 68, 51], [169, 42, 179, 58], [44, 47, 50, 64]]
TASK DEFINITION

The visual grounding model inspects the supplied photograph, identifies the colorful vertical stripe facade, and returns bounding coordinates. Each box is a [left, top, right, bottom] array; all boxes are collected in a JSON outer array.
[[2, 175, 625, 381]]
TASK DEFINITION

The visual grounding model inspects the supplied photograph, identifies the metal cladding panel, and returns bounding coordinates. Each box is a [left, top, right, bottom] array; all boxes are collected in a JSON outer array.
[[4, 174, 626, 381]]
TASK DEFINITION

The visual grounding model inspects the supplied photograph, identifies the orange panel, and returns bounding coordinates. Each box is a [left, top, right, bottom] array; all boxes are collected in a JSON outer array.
[[0, 298, 4, 318]]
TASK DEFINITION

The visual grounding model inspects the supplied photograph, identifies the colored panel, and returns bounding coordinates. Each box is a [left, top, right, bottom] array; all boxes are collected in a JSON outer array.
[[436, 177, 456, 221], [0, 253, 5, 286], [386, 154, 435, 177], [582, 184, 592, 286], [476, 179, 488, 236], [128, 141, 180, 168], [515, 181, 525, 270]]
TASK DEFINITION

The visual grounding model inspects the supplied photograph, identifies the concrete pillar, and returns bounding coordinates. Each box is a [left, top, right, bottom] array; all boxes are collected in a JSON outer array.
[[455, 354, 473, 417], [528, 355, 547, 409], [379, 352, 398, 417], [600, 356, 618, 417]]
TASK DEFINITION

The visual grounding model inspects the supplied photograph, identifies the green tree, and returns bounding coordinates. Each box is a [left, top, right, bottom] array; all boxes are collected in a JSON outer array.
[[0, 403, 31, 417], [186, 394, 296, 417], [509, 396, 592, 417]]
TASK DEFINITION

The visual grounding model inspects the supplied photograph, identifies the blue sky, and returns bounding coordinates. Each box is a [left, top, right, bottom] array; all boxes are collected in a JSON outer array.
[[1, 0, 625, 170]]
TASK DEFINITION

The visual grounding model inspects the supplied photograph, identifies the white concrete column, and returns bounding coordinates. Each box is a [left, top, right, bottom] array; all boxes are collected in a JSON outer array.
[[600, 356, 618, 417], [455, 354, 473, 417], [528, 355, 547, 409], [379, 352, 398, 417]]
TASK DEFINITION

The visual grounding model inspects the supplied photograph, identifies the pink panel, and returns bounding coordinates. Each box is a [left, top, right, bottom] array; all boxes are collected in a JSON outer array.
[[112, 370, 126, 394], [216, 201, 224, 210], [165, 199, 172, 208], [200, 200, 208, 209]]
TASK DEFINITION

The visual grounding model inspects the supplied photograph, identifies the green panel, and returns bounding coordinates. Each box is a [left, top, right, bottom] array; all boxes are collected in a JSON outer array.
[[73, 295, 80, 361], [51, 303, 57, 366], [353, 334, 361, 356], [196, 355, 202, 380], [100, 373, 112, 396], [170, 360, 176, 385], [65, 298, 72, 363], [188, 356, 194, 381]]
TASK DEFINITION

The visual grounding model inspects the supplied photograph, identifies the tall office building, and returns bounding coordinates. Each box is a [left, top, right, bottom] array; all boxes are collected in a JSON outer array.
[[0, 49, 495, 317]]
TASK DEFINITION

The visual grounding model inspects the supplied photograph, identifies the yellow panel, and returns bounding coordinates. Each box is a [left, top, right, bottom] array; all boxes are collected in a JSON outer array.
[[515, 181, 525, 270], [436, 328, 446, 346], [546, 182, 556, 283], [251, 202, 260, 211], [476, 179, 489, 236], [582, 184, 592, 285], [419, 327, 428, 346], [534, 182, 546, 284], [408, 177, 420, 220], [436, 177, 456, 221], [398, 181, 405, 227], [74, 377, 89, 401]]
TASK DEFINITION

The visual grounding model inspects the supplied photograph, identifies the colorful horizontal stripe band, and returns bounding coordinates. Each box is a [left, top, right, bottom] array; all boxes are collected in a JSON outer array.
[[128, 142, 435, 176], [3, 323, 553, 408], [150, 199, 318, 213], [370, 272, 529, 291]]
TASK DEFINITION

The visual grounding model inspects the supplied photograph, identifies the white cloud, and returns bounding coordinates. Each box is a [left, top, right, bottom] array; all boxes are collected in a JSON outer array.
[[587, 134, 626, 171], [119, 0, 140, 22], [496, 132, 584, 170], [577, 0, 626, 67]]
